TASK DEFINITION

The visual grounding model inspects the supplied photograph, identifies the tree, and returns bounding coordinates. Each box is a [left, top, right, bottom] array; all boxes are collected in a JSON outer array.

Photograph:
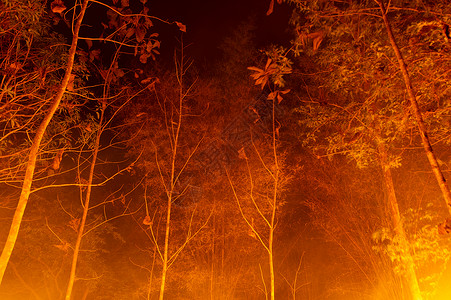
[[0, 0, 91, 284], [283, 0, 451, 224], [63, 69, 138, 300], [62, 0, 164, 296], [227, 55, 292, 298], [254, 0, 451, 297], [227, 120, 288, 300], [124, 46, 212, 299], [1, 0, 183, 289], [375, 0, 451, 216]]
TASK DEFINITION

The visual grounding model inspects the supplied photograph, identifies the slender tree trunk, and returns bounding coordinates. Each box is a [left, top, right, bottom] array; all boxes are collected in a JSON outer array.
[[159, 50, 185, 300], [65, 106, 105, 300], [268, 227, 275, 300], [210, 214, 215, 300], [377, 141, 422, 300], [221, 214, 225, 277], [377, 0, 451, 215], [81, 288, 89, 300], [268, 190, 276, 297], [147, 243, 157, 300], [159, 192, 172, 300], [0, 0, 90, 285], [268, 98, 279, 300]]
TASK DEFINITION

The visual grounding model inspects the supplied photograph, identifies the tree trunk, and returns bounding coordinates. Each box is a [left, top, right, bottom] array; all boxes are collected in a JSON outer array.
[[158, 50, 185, 300], [377, 141, 422, 300], [268, 186, 277, 300], [0, 0, 90, 285], [377, 0, 451, 216], [268, 98, 278, 300], [210, 214, 215, 300], [65, 105, 105, 300], [81, 287, 89, 300], [221, 213, 225, 277], [268, 227, 275, 300], [147, 243, 157, 300], [158, 193, 172, 300]]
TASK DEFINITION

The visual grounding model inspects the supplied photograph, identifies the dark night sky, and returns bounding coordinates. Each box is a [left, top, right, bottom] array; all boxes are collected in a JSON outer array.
[[149, 0, 292, 62]]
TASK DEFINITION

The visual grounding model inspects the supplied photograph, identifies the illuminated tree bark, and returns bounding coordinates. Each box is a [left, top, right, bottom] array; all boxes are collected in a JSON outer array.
[[159, 49, 187, 300], [377, 140, 422, 300], [159, 187, 172, 300], [268, 99, 279, 300], [64, 36, 145, 297], [64, 104, 105, 300], [228, 98, 281, 300], [0, 0, 90, 285], [376, 0, 451, 216]]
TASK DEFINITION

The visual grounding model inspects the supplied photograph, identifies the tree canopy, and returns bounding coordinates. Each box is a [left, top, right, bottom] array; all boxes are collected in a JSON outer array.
[[1, 0, 451, 299]]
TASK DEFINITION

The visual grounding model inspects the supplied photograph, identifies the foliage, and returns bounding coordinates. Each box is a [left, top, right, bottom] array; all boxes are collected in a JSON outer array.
[[372, 201, 451, 299], [0, 0, 92, 184], [248, 46, 292, 91], [251, 0, 451, 298], [4, 0, 451, 298], [258, 0, 451, 170]]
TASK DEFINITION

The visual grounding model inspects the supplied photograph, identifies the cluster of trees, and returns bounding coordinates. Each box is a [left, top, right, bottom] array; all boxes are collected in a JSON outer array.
[[1, 0, 451, 299], [263, 1, 451, 299]]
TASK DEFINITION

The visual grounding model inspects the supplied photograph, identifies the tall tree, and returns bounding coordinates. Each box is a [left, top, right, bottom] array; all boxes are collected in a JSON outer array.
[[375, 0, 451, 216], [63, 0, 163, 295], [0, 0, 90, 284], [227, 107, 288, 300], [1, 0, 181, 288], [257, 0, 451, 297], [282, 0, 451, 226], [124, 46, 211, 299]]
